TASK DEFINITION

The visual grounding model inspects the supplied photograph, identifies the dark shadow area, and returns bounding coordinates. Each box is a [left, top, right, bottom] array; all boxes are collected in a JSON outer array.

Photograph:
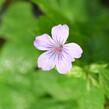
[[0, 37, 6, 49], [34, 66, 40, 71], [0, 0, 12, 25], [40, 93, 52, 99], [101, 0, 109, 7], [30, 1, 44, 17], [0, 0, 12, 15], [104, 97, 109, 108]]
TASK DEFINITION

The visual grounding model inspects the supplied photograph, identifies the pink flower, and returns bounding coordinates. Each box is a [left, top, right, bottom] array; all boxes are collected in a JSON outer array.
[[34, 24, 83, 74]]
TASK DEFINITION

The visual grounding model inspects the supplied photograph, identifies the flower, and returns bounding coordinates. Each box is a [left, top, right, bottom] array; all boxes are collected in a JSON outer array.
[[34, 24, 83, 74]]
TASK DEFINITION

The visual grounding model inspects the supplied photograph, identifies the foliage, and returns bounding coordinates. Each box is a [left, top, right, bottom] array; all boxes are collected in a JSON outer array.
[[0, 0, 109, 109], [0, 0, 4, 7]]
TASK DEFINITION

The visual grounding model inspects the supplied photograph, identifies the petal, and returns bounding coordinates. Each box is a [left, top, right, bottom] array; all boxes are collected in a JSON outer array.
[[64, 43, 83, 59], [56, 57, 72, 74], [55, 51, 72, 74], [34, 34, 54, 50], [38, 51, 55, 71], [51, 24, 69, 44]]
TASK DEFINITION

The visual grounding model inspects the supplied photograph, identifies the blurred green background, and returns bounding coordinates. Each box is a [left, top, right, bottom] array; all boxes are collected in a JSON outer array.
[[0, 0, 109, 109]]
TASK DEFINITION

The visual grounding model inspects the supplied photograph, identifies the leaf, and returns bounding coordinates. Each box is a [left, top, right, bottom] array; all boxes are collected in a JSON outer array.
[[35, 68, 105, 109], [0, 41, 38, 74], [79, 86, 104, 109], [0, 1, 39, 73], [89, 64, 108, 74], [31, 99, 79, 109], [32, 0, 89, 22], [0, 1, 46, 109], [0, 68, 80, 109], [0, 68, 39, 109], [0, 0, 4, 7], [36, 70, 86, 101], [100, 68, 109, 99], [0, 1, 37, 42], [68, 65, 85, 78]]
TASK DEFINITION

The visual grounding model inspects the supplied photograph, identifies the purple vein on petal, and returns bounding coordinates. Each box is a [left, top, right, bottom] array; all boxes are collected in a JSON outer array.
[[46, 50, 56, 61], [55, 34, 60, 44], [63, 48, 72, 59]]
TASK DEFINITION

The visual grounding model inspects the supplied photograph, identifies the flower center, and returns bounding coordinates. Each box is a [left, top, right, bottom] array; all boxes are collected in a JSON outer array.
[[54, 44, 63, 54]]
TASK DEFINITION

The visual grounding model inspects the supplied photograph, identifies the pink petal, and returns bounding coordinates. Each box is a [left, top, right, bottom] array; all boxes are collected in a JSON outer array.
[[34, 34, 54, 50], [51, 24, 69, 44], [55, 51, 72, 74], [64, 43, 83, 59], [38, 51, 55, 71]]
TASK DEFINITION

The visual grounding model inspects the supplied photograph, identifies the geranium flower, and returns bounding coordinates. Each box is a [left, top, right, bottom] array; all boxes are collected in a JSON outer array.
[[34, 24, 83, 74]]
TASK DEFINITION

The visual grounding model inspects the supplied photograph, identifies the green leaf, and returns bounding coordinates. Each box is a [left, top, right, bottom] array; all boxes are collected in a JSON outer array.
[[0, 1, 37, 42], [32, 0, 89, 22], [0, 41, 38, 74], [31, 99, 79, 109], [0, 74, 37, 109], [0, 1, 39, 73], [36, 70, 86, 101], [68, 65, 85, 78], [79, 86, 104, 109], [100, 68, 109, 99], [35, 69, 105, 109], [89, 64, 108, 74], [0, 69, 81, 109], [0, 0, 4, 7]]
